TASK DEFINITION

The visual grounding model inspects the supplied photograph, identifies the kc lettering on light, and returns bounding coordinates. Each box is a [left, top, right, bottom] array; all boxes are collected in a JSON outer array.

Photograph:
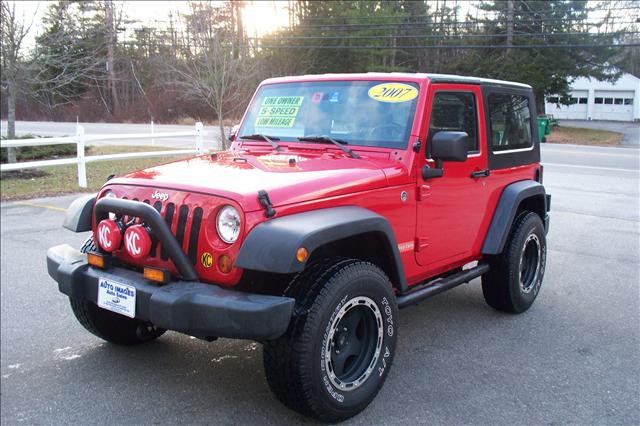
[[99, 224, 111, 248], [125, 231, 141, 255]]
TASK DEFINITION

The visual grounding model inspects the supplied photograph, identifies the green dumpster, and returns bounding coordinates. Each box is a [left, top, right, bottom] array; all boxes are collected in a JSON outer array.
[[537, 116, 550, 142]]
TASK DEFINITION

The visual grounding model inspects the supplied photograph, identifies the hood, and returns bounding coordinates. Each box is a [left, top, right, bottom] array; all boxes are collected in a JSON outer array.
[[108, 149, 408, 212]]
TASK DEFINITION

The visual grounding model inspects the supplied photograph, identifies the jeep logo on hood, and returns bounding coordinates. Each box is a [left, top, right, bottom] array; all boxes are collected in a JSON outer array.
[[151, 190, 169, 202]]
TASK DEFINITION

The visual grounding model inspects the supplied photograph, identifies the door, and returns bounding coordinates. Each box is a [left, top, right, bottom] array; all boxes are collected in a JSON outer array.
[[415, 85, 491, 269], [593, 90, 635, 121]]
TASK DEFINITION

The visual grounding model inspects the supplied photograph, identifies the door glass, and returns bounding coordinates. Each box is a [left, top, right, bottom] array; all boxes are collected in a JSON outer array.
[[428, 92, 478, 154]]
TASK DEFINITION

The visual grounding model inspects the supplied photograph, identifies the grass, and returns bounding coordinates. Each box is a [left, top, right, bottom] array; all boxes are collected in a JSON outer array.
[[0, 145, 190, 201], [546, 126, 623, 146]]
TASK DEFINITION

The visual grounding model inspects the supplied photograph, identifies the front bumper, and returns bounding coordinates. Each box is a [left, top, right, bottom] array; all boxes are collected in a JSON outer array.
[[47, 244, 295, 341]]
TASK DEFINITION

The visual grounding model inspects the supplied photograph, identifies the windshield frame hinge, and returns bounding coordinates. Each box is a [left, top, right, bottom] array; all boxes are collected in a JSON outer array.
[[412, 138, 422, 153]]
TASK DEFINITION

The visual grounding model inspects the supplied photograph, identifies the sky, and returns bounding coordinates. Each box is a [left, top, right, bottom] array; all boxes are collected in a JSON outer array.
[[8, 1, 292, 47]]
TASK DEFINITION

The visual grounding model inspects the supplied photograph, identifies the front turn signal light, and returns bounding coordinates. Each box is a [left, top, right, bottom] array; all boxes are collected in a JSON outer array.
[[144, 266, 170, 284], [218, 255, 232, 273], [87, 252, 108, 269]]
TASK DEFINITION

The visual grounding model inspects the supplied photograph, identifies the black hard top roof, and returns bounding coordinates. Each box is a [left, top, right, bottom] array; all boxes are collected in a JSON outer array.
[[425, 73, 532, 89]]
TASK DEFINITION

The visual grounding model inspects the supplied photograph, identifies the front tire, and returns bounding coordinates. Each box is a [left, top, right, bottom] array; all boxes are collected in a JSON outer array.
[[482, 211, 547, 313], [69, 237, 166, 345], [263, 259, 398, 422]]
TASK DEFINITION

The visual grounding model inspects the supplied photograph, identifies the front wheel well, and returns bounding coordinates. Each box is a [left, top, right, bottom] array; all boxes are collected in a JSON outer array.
[[307, 231, 401, 290]]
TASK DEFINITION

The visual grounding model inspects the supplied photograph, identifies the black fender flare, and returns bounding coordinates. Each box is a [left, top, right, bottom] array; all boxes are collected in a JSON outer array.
[[235, 206, 407, 290], [482, 180, 549, 255], [63, 194, 96, 232]]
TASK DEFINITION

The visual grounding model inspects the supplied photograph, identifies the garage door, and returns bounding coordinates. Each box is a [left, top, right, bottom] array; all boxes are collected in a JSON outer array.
[[593, 90, 635, 121], [544, 90, 588, 119]]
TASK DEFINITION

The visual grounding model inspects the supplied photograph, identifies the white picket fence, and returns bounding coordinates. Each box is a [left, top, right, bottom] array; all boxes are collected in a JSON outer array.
[[0, 122, 206, 188]]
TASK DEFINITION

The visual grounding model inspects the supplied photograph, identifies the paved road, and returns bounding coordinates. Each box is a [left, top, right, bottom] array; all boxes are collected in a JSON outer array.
[[1, 144, 638, 425], [558, 119, 640, 147], [3, 119, 638, 149], [0, 120, 228, 151]]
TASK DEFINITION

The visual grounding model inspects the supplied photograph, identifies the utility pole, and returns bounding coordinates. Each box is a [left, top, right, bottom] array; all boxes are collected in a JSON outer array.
[[507, 0, 514, 52], [105, 0, 118, 114]]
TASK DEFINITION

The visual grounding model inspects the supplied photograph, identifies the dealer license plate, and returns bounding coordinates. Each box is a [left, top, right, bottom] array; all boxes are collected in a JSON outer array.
[[97, 278, 136, 318]]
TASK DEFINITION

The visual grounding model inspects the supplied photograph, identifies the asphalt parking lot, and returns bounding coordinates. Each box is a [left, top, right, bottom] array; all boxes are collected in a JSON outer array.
[[1, 143, 638, 425]]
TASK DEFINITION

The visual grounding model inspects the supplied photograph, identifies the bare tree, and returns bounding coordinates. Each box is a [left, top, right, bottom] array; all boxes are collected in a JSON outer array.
[[105, 0, 118, 114], [170, 2, 256, 149], [29, 2, 111, 115], [172, 37, 256, 149], [1, 0, 35, 162]]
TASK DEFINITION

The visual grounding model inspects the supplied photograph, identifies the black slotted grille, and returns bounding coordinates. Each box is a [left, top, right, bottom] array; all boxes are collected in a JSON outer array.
[[147, 202, 203, 264], [188, 208, 203, 265], [149, 201, 163, 257], [175, 205, 189, 249], [160, 203, 175, 261], [115, 193, 204, 263]]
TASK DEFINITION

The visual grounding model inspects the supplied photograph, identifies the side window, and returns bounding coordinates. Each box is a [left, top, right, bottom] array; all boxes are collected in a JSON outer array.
[[488, 93, 532, 152], [428, 92, 478, 154]]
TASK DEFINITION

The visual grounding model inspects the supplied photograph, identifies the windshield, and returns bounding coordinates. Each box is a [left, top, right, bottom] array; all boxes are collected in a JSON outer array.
[[238, 80, 420, 149]]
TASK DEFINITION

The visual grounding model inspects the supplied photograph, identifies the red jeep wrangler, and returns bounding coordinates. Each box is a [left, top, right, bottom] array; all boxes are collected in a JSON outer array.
[[47, 73, 550, 422]]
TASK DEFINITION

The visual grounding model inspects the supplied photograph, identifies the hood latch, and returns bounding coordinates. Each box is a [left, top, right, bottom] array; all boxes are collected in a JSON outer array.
[[257, 190, 276, 218]]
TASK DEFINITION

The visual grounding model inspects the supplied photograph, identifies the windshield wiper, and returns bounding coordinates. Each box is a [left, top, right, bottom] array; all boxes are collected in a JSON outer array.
[[297, 136, 360, 159], [239, 134, 282, 151]]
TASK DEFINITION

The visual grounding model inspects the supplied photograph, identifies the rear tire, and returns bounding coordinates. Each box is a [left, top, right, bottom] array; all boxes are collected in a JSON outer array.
[[263, 259, 398, 422], [69, 237, 166, 345], [482, 211, 547, 313]]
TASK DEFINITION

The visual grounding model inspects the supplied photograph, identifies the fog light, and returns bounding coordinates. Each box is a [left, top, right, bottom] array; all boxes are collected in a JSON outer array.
[[97, 219, 122, 252], [296, 247, 309, 263], [123, 225, 152, 259], [218, 254, 232, 273], [144, 266, 170, 284]]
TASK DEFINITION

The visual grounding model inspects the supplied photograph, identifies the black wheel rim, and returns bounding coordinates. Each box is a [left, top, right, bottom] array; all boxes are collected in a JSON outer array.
[[324, 296, 383, 391], [520, 233, 541, 294]]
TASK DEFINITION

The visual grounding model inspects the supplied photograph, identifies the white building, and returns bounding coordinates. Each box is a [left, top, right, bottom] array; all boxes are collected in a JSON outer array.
[[544, 72, 640, 121]]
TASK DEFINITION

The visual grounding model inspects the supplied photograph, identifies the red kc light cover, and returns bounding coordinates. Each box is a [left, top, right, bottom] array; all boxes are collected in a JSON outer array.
[[123, 225, 152, 259], [97, 219, 121, 252]]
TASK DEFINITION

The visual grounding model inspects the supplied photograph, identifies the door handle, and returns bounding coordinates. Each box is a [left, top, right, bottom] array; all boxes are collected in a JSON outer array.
[[471, 169, 490, 178]]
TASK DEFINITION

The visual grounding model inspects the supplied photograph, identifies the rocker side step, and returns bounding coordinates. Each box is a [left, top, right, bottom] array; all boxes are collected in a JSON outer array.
[[397, 263, 489, 309]]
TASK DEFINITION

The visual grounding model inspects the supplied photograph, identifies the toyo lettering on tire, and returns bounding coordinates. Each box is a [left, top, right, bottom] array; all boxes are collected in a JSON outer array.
[[68, 237, 166, 345], [263, 258, 398, 422]]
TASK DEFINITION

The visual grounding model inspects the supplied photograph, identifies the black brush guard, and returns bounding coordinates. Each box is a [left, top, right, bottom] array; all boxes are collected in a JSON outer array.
[[46, 197, 295, 341]]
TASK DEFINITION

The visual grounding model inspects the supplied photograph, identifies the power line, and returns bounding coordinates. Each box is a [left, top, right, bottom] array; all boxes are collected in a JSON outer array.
[[252, 42, 640, 50], [292, 17, 639, 29], [295, 7, 640, 22], [251, 31, 638, 41]]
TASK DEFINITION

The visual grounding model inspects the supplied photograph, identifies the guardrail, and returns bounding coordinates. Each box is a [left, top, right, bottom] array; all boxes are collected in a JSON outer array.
[[0, 122, 206, 188]]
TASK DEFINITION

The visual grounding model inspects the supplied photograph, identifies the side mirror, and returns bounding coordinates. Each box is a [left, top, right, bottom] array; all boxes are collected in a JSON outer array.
[[228, 124, 240, 142], [431, 131, 469, 162], [422, 131, 469, 180]]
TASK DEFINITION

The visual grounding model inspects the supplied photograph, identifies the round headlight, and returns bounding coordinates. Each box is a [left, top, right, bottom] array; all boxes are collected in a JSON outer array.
[[216, 205, 241, 244]]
